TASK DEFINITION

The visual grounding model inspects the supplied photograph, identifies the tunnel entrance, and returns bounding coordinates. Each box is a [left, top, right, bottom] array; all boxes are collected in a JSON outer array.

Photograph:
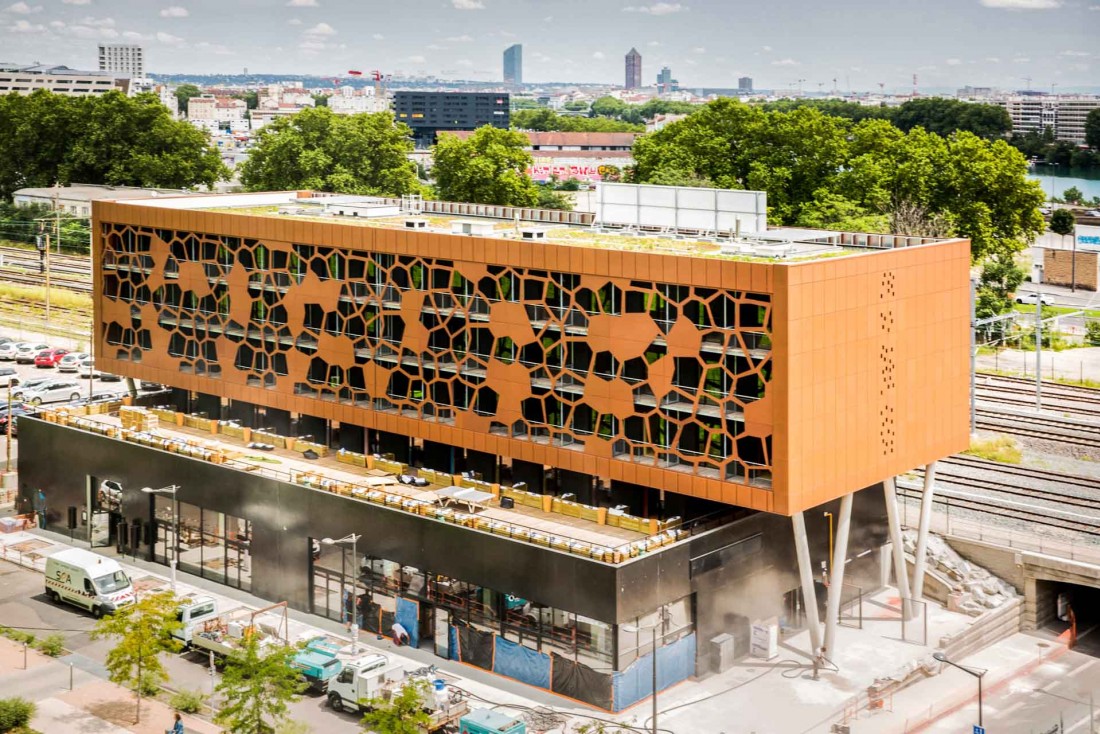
[[1036, 579, 1100, 656]]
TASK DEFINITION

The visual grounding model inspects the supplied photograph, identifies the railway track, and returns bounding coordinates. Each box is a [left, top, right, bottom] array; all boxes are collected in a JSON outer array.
[[975, 372, 1100, 418], [896, 483, 1100, 536], [0, 246, 92, 293], [917, 455, 1100, 512], [975, 406, 1100, 448]]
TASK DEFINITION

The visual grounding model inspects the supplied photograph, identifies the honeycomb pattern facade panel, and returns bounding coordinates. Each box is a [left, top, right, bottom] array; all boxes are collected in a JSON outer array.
[[99, 223, 775, 488]]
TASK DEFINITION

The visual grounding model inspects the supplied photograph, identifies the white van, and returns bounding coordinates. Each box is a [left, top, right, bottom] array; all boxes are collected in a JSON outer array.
[[45, 548, 135, 618]]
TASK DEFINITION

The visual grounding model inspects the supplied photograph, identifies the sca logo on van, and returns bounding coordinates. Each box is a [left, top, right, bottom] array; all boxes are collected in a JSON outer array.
[[54, 569, 72, 585]]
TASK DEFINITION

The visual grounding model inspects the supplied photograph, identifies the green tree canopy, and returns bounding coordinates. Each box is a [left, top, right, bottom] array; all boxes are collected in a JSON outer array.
[[511, 109, 643, 133], [215, 635, 305, 734], [1085, 108, 1100, 151], [89, 590, 182, 723], [0, 90, 226, 200], [174, 83, 203, 113], [431, 126, 539, 206], [239, 107, 421, 195], [359, 679, 432, 734], [1050, 208, 1075, 237], [1063, 186, 1085, 205]]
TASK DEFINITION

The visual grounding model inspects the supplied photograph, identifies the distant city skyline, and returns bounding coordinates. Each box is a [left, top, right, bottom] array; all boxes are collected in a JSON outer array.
[[0, 0, 1094, 90]]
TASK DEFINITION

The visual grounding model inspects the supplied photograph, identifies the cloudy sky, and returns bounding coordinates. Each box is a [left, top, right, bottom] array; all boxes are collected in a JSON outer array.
[[1, 0, 1095, 90]]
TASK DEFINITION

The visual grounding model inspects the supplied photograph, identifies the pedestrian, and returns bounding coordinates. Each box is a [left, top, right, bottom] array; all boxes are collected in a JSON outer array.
[[166, 712, 184, 734], [391, 621, 410, 646]]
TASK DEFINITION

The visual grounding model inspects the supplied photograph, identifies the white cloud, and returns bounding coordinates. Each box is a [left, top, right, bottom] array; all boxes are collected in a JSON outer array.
[[451, 0, 484, 8], [8, 18, 44, 31], [407, 54, 426, 63], [771, 57, 799, 66], [622, 2, 685, 14], [286, 0, 318, 5], [685, 58, 697, 66], [692, 46, 705, 54], [156, 30, 185, 45], [980, 0, 1060, 8], [195, 41, 232, 55], [121, 30, 148, 39], [48, 19, 62, 27], [945, 58, 962, 65], [456, 59, 474, 67], [160, 5, 188, 16], [79, 15, 113, 26], [299, 39, 324, 51], [60, 0, 91, 4], [761, 45, 772, 51], [1060, 50, 1090, 57], [371, 32, 383, 39], [985, 56, 1001, 62], [287, 17, 300, 24], [592, 51, 605, 59], [426, 43, 445, 50], [646, 40, 660, 47], [6, 2, 42, 14], [445, 33, 472, 41], [303, 21, 335, 36], [1012, 56, 1031, 63]]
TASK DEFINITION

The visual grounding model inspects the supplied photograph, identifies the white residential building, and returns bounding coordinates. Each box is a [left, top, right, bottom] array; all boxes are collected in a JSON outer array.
[[999, 96, 1100, 145], [0, 64, 119, 96], [188, 94, 248, 123], [98, 44, 145, 79], [327, 86, 390, 115]]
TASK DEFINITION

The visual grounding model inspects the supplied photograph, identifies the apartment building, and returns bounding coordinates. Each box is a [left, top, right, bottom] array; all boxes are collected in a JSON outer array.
[[1000, 96, 1100, 145], [98, 44, 145, 79], [0, 64, 119, 96]]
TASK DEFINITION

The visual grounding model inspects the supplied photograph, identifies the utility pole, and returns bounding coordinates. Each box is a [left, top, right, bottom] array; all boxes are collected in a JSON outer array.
[[1035, 289, 1043, 410], [6, 381, 11, 473]]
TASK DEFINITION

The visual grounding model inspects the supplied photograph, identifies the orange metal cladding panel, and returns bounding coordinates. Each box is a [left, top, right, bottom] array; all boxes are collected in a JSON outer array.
[[94, 203, 789, 509], [777, 239, 971, 514]]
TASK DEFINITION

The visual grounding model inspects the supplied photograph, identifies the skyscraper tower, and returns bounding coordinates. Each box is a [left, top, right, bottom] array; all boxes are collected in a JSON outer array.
[[625, 48, 642, 90], [503, 44, 523, 86]]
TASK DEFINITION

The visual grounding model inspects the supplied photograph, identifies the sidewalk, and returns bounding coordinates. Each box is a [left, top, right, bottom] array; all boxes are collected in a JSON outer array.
[[0, 637, 218, 734]]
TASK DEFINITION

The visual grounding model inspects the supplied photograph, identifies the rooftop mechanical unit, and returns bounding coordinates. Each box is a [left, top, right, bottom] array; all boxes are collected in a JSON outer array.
[[451, 220, 496, 237]]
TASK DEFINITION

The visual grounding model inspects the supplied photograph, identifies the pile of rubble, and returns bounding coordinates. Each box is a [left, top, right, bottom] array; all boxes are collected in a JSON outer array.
[[902, 530, 1016, 616]]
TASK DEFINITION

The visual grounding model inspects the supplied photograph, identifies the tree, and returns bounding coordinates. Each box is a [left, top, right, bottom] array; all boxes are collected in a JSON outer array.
[[1063, 187, 1085, 205], [1086, 108, 1100, 151], [0, 90, 226, 200], [536, 186, 574, 211], [311, 93, 329, 108], [233, 91, 259, 110], [174, 84, 203, 114], [431, 126, 539, 206], [975, 253, 1026, 319], [215, 635, 305, 734], [1050, 208, 1075, 238], [511, 109, 643, 133], [89, 590, 182, 723], [359, 679, 432, 734], [240, 108, 420, 195]]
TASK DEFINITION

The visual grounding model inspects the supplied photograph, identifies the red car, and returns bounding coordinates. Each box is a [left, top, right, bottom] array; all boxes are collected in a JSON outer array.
[[33, 348, 69, 368]]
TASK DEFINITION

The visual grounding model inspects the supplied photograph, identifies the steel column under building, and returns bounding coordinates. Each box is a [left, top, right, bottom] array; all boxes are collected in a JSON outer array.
[[911, 462, 937, 601], [822, 492, 853, 658], [792, 511, 822, 654], [883, 477, 913, 620]]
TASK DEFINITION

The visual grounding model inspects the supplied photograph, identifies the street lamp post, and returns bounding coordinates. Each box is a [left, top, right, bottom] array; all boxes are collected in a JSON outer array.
[[141, 486, 180, 591], [933, 652, 986, 726], [1033, 688, 1096, 734], [322, 534, 362, 652]]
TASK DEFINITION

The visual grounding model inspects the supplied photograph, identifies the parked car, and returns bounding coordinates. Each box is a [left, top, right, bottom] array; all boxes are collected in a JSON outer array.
[[1015, 292, 1055, 306], [11, 376, 68, 400], [19, 380, 82, 406], [0, 404, 34, 437], [77, 360, 122, 381], [0, 342, 45, 361], [0, 367, 20, 388], [14, 343, 50, 364], [34, 348, 70, 368], [57, 352, 89, 373], [0, 337, 14, 347], [1085, 209, 1100, 217]]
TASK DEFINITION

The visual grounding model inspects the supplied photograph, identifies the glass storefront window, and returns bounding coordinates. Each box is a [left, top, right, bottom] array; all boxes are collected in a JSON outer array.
[[152, 500, 251, 591]]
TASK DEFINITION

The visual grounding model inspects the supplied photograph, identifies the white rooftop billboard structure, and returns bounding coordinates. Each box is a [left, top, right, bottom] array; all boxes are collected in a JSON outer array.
[[594, 183, 768, 235]]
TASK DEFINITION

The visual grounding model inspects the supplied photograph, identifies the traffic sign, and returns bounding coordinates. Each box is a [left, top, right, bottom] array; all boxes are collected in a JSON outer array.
[[973, 726, 985, 734]]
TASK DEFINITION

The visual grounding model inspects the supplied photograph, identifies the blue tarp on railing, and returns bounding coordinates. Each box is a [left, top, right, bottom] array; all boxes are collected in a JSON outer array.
[[611, 633, 696, 711], [395, 597, 419, 648], [493, 636, 551, 689], [448, 625, 459, 661]]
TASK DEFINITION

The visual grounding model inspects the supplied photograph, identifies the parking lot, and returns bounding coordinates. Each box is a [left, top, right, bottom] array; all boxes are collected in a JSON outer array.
[[0, 347, 153, 407]]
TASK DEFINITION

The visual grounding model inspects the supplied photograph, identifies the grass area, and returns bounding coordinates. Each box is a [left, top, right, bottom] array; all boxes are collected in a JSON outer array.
[[964, 435, 1023, 464], [0, 282, 91, 313], [1012, 303, 1100, 319], [978, 367, 1100, 389]]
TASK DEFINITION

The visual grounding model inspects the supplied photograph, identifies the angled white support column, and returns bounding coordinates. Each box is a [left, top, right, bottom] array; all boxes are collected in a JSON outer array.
[[792, 511, 823, 654], [883, 477, 913, 620], [822, 493, 853, 659], [911, 462, 938, 601]]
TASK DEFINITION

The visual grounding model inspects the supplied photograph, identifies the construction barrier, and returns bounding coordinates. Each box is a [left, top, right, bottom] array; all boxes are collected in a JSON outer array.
[[492, 636, 551, 689], [611, 633, 696, 711], [395, 597, 420, 648]]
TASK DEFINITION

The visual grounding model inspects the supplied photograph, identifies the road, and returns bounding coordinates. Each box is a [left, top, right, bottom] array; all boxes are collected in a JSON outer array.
[[0, 560, 364, 732], [924, 629, 1100, 734]]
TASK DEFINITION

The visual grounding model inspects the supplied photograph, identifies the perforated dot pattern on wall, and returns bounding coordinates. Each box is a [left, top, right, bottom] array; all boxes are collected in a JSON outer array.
[[879, 270, 896, 457]]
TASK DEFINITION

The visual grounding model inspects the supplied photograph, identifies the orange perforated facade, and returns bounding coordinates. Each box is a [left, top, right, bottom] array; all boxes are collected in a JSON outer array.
[[93, 199, 972, 516]]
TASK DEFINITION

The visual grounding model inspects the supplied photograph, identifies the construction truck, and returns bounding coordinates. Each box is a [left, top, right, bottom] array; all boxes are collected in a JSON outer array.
[[327, 656, 468, 731], [291, 636, 348, 692], [459, 709, 527, 734], [171, 595, 290, 659]]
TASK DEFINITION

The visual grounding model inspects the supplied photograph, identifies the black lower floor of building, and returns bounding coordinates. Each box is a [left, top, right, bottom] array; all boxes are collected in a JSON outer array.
[[16, 401, 888, 709]]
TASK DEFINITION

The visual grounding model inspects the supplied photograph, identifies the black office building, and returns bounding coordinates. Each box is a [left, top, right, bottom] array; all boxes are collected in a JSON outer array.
[[394, 91, 510, 147]]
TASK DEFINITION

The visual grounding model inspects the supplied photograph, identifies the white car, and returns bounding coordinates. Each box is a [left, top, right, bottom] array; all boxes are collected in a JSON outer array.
[[57, 352, 90, 373], [1015, 292, 1055, 306], [12, 376, 68, 400], [0, 342, 46, 361], [0, 367, 19, 388], [13, 342, 50, 364], [20, 380, 82, 406]]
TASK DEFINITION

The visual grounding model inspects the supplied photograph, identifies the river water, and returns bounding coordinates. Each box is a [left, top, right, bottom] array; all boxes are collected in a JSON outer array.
[[1029, 165, 1100, 202]]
